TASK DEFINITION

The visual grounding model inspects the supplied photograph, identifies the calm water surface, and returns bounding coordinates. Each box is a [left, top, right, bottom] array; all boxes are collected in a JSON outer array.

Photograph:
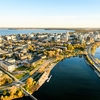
[[94, 46, 100, 60], [31, 57, 100, 100], [0, 29, 74, 35], [19, 56, 100, 100]]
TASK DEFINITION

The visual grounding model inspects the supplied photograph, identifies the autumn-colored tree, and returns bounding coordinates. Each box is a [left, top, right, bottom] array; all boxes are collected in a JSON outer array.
[[26, 77, 33, 88], [17, 90, 23, 97], [67, 44, 74, 50], [0, 74, 13, 86], [9, 86, 17, 96], [47, 51, 55, 57]]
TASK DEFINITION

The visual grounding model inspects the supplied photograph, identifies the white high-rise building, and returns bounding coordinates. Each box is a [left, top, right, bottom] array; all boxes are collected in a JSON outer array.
[[66, 31, 69, 41]]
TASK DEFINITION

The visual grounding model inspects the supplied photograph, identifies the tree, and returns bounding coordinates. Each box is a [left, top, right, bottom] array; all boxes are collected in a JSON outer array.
[[0, 95, 4, 100], [17, 90, 23, 97], [6, 78, 12, 84], [9, 86, 17, 96], [67, 44, 74, 50], [26, 77, 33, 87], [47, 51, 55, 57], [3, 90, 7, 95], [63, 43, 67, 47]]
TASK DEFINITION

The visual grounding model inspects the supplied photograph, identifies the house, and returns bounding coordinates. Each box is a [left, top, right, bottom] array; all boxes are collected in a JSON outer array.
[[27, 41, 31, 44], [37, 34, 48, 39], [5, 35, 12, 40], [13, 46, 23, 51], [20, 55, 28, 60], [19, 53, 32, 60], [0, 36, 2, 42], [5, 58, 16, 64], [21, 60, 31, 67], [54, 35, 61, 42], [5, 52, 13, 57], [14, 52, 21, 59], [20, 49, 27, 53], [11, 35, 17, 41], [0, 43, 3, 47], [40, 55, 46, 59], [29, 33, 34, 37], [0, 71, 3, 76], [0, 48, 7, 55], [55, 46, 67, 51], [0, 61, 15, 72], [22, 56, 41, 67], [31, 58, 42, 67]]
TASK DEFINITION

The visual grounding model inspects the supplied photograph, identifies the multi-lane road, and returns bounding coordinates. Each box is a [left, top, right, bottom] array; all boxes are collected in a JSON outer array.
[[87, 44, 100, 76], [0, 61, 37, 100], [0, 58, 55, 99]]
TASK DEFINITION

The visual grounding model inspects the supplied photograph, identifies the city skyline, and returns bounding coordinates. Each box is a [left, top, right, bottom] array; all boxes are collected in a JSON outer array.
[[0, 0, 100, 28]]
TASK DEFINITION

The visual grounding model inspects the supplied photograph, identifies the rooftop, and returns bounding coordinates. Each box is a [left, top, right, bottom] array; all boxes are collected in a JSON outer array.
[[0, 49, 7, 54], [2, 61, 12, 66]]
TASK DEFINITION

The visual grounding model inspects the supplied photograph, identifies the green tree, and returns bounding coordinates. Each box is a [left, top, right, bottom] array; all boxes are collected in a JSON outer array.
[[3, 90, 7, 95]]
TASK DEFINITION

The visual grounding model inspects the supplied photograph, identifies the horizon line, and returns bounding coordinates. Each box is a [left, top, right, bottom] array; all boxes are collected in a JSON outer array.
[[0, 27, 100, 29]]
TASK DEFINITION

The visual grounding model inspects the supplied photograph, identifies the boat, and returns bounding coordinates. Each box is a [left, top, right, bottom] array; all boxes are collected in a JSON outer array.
[[47, 75, 52, 82]]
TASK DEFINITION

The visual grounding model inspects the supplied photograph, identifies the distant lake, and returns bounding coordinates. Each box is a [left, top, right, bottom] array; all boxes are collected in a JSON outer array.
[[0, 29, 75, 36], [94, 46, 100, 59]]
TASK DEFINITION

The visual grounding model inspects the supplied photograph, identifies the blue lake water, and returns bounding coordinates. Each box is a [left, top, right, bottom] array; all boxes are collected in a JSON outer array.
[[94, 46, 100, 60], [18, 56, 100, 100], [0, 29, 74, 36]]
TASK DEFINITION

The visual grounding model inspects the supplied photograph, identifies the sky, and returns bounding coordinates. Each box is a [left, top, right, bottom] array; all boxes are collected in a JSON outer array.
[[0, 0, 100, 28]]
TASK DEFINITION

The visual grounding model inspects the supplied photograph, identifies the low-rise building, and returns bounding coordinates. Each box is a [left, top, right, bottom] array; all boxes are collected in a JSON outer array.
[[0, 61, 15, 72], [21, 60, 31, 67], [0, 48, 7, 55], [5, 58, 16, 64], [20, 55, 28, 60], [6, 52, 13, 57], [40, 55, 46, 59], [37, 72, 49, 86], [0, 36, 2, 42], [11, 35, 17, 41], [54, 35, 61, 42], [0, 71, 3, 76]]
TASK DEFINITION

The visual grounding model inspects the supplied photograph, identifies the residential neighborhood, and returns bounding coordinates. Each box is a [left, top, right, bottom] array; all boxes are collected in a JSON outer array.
[[0, 30, 100, 74], [0, 30, 100, 100]]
